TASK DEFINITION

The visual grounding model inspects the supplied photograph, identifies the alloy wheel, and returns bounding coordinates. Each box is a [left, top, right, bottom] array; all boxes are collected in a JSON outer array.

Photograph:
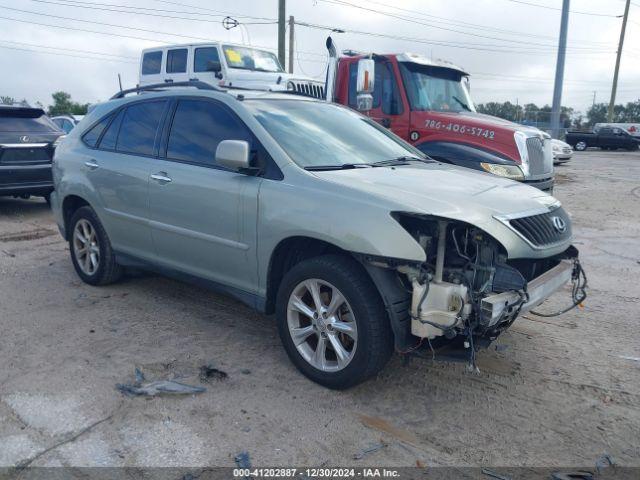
[[286, 279, 358, 372], [73, 218, 100, 275]]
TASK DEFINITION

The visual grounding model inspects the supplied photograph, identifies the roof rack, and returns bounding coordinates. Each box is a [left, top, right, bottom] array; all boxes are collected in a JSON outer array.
[[110, 81, 224, 100]]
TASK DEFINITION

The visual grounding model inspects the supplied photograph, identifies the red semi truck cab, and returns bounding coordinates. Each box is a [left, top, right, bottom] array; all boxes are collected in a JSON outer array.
[[326, 50, 554, 191]]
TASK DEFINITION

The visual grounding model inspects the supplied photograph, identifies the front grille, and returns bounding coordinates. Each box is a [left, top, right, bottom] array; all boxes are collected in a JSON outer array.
[[0, 146, 52, 165], [562, 147, 572, 154], [291, 82, 325, 99], [526, 137, 551, 175], [509, 207, 572, 248]]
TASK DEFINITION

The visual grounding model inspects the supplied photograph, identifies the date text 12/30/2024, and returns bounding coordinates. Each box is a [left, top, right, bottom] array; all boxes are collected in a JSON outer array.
[[233, 468, 401, 478]]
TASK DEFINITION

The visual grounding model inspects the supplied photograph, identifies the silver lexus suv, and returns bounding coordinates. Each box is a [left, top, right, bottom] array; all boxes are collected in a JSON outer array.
[[51, 82, 585, 389]]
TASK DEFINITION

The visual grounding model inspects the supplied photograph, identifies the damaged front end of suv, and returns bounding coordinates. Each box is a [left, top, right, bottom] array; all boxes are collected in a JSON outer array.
[[358, 201, 586, 367]]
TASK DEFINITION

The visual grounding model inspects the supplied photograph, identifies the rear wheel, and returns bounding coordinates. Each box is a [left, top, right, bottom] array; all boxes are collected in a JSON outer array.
[[574, 141, 587, 151], [69, 206, 122, 285], [276, 255, 393, 389]]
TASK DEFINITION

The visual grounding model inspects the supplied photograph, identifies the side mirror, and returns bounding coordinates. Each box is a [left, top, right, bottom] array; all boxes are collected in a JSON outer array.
[[215, 140, 251, 172], [355, 58, 375, 111]]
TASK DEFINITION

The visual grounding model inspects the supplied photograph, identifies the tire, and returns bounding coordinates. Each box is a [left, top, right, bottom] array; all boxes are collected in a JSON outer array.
[[68, 206, 122, 286], [276, 254, 394, 389], [574, 141, 587, 151]]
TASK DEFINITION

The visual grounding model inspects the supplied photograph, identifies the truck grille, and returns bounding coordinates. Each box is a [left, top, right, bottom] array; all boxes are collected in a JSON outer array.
[[290, 81, 325, 99], [509, 207, 572, 248], [526, 137, 552, 175]]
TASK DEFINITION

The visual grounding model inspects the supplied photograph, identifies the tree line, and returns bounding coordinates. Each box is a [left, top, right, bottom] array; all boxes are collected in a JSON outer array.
[[1, 92, 90, 116], [476, 99, 640, 129]]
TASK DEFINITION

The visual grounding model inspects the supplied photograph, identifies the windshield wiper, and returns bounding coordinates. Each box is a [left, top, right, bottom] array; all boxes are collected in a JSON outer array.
[[370, 156, 430, 167], [451, 96, 471, 111], [304, 163, 371, 171]]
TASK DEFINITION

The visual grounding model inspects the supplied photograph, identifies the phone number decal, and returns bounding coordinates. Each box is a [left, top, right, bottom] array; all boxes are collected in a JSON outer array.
[[425, 120, 495, 139]]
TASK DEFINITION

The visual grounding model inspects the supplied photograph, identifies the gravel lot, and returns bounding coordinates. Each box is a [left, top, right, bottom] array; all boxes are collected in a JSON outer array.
[[1, 151, 639, 470]]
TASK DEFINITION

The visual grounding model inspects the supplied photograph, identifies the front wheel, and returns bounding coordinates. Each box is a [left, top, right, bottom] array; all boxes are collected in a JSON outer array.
[[574, 141, 587, 151], [276, 255, 393, 389]]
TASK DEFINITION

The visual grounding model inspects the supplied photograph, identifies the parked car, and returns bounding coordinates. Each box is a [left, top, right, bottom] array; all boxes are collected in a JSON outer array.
[[0, 105, 65, 201], [140, 42, 324, 95], [51, 114, 85, 133], [551, 139, 573, 164], [51, 83, 584, 389], [565, 127, 640, 151]]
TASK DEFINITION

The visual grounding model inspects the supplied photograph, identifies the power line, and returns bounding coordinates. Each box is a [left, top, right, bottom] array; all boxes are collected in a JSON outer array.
[[0, 38, 137, 59], [0, 43, 137, 63], [505, 0, 622, 17]]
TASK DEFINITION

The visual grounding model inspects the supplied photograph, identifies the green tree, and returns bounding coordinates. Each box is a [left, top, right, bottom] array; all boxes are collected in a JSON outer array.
[[1, 96, 16, 105], [476, 101, 523, 122], [47, 91, 90, 116]]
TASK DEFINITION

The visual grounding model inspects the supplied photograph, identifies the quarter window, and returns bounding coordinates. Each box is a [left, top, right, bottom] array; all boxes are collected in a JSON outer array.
[[82, 114, 113, 148], [142, 51, 162, 75], [116, 101, 166, 156], [167, 99, 250, 166], [166, 48, 188, 73], [99, 109, 125, 151], [194, 47, 220, 72]]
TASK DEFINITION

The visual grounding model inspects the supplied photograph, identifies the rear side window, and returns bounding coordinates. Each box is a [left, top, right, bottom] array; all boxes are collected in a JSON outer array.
[[166, 48, 188, 73], [167, 99, 250, 166], [0, 108, 58, 133], [82, 114, 113, 147], [142, 51, 162, 75], [194, 47, 220, 72], [116, 101, 166, 156], [99, 109, 125, 150]]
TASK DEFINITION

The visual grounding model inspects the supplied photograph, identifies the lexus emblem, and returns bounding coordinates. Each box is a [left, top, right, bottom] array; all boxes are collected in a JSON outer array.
[[20, 135, 30, 143], [551, 216, 567, 233]]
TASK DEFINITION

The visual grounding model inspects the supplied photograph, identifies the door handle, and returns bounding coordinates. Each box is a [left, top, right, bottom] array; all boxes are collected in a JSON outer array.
[[189, 77, 199, 82], [84, 160, 99, 170], [150, 172, 172, 184], [164, 78, 174, 83]]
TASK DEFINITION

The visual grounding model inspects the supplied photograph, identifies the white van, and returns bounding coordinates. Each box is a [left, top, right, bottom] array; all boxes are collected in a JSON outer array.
[[139, 42, 325, 97], [595, 123, 640, 138]]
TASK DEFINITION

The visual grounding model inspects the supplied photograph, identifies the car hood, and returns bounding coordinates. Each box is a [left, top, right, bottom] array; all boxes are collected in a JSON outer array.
[[313, 163, 556, 230]]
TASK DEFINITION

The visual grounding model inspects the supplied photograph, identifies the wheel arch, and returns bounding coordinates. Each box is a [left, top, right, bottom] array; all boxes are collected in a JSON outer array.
[[62, 194, 91, 240]]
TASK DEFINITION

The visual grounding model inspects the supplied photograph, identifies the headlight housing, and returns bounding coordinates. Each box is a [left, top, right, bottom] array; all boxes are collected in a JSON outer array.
[[480, 162, 524, 181]]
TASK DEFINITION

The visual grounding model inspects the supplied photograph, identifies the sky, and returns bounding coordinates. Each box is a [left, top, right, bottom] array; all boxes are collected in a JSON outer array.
[[0, 0, 638, 117]]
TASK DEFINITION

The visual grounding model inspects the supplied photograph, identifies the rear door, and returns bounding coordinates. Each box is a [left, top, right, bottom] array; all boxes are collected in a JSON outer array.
[[148, 97, 262, 294], [164, 47, 190, 84], [81, 99, 168, 260]]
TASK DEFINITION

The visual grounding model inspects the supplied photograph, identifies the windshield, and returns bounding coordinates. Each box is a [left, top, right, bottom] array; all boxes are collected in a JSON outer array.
[[246, 100, 425, 168], [399, 62, 475, 113], [222, 45, 283, 73]]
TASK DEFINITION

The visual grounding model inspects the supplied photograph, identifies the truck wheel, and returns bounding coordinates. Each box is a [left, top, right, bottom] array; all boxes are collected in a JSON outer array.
[[575, 141, 587, 151], [276, 254, 393, 389], [69, 206, 122, 286]]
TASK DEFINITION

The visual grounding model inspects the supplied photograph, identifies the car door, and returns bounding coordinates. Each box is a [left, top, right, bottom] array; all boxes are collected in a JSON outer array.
[[164, 47, 190, 84], [191, 45, 223, 84], [82, 99, 168, 261], [148, 97, 262, 294], [140, 49, 164, 85]]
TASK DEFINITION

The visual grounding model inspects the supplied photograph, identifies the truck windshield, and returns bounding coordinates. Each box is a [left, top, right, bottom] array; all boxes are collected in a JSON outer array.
[[222, 45, 284, 73], [399, 63, 475, 113], [246, 99, 426, 168]]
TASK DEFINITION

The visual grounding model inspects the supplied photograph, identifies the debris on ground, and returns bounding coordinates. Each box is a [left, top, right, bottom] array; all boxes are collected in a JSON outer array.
[[481, 468, 512, 480], [352, 440, 388, 460], [116, 368, 206, 397], [199, 364, 229, 382], [357, 414, 419, 446], [595, 453, 615, 474], [551, 471, 593, 480], [234, 451, 251, 469]]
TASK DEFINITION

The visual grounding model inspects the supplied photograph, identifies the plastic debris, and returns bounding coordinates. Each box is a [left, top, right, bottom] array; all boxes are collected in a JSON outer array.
[[481, 468, 512, 480], [235, 451, 251, 469], [353, 441, 387, 460], [116, 368, 206, 397], [595, 453, 615, 474], [199, 364, 229, 382]]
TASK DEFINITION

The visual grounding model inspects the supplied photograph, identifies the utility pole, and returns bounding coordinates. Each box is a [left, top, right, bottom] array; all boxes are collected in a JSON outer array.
[[278, 0, 286, 69], [551, 0, 570, 139], [608, 0, 631, 122], [288, 16, 294, 73]]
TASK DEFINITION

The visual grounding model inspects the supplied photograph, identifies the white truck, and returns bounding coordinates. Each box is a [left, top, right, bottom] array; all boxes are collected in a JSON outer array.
[[139, 42, 324, 96]]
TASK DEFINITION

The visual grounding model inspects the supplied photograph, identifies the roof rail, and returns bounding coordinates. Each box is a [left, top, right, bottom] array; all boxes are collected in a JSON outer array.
[[110, 81, 224, 100]]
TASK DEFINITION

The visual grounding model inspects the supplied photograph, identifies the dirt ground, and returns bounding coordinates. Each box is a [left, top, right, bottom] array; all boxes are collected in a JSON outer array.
[[1, 151, 639, 470]]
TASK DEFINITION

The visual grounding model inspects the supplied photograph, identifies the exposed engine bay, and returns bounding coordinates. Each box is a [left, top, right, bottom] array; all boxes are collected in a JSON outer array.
[[365, 214, 587, 367]]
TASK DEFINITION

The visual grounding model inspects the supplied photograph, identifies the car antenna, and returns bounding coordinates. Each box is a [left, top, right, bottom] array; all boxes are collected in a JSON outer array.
[[117, 73, 123, 93]]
